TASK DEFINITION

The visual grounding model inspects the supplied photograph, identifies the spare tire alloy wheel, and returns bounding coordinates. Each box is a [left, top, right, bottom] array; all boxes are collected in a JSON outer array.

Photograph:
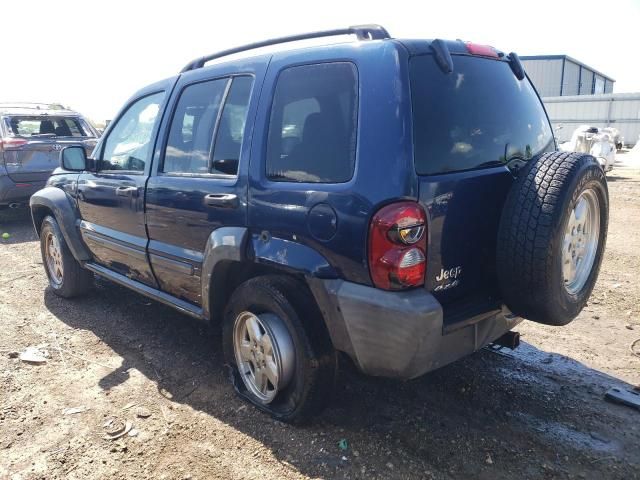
[[233, 311, 295, 404], [563, 189, 600, 295]]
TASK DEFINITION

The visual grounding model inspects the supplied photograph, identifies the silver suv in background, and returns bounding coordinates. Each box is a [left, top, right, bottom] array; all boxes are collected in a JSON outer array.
[[0, 103, 98, 209]]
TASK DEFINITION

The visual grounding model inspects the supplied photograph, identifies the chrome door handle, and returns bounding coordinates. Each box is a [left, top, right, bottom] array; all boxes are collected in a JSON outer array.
[[204, 193, 238, 209], [115, 186, 138, 197]]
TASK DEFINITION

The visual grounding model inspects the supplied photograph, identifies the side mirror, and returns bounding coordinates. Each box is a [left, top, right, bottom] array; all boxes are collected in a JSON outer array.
[[60, 146, 87, 171]]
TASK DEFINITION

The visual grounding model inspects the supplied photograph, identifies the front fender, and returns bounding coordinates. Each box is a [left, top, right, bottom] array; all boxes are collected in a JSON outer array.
[[30, 187, 91, 261]]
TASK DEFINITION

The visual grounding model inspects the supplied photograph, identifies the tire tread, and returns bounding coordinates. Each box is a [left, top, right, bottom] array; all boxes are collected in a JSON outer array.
[[497, 151, 608, 324]]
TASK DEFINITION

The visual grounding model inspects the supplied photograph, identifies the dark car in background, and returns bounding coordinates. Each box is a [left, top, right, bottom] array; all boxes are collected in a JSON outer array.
[[0, 103, 98, 209]]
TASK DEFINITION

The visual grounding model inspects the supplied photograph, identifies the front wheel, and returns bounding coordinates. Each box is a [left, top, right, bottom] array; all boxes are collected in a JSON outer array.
[[222, 275, 337, 423], [40, 215, 93, 298]]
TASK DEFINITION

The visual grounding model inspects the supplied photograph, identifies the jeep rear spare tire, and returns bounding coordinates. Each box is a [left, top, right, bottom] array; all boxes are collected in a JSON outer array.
[[497, 151, 609, 326]]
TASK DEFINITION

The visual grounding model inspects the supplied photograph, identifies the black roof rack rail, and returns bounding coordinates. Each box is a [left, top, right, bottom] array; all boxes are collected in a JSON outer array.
[[180, 24, 390, 73]]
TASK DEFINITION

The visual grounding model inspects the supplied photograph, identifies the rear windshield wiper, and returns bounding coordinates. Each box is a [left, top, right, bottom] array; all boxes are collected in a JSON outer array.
[[29, 133, 57, 137]]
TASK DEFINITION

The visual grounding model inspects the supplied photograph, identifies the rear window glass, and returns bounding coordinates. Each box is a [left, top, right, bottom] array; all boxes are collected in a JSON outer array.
[[3, 116, 93, 138], [266, 62, 358, 183], [163, 76, 253, 176], [410, 55, 554, 175]]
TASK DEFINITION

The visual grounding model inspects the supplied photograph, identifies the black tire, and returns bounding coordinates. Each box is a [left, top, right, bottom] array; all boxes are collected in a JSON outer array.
[[497, 151, 608, 326], [222, 275, 337, 423], [40, 215, 93, 298]]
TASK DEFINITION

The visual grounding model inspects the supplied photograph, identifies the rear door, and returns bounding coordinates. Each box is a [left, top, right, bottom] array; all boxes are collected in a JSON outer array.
[[145, 61, 265, 305], [77, 91, 168, 286], [1, 115, 96, 183], [410, 54, 554, 316]]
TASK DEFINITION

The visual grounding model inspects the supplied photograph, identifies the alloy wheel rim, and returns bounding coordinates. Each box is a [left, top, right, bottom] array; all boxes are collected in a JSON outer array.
[[562, 189, 600, 295], [233, 311, 294, 404], [45, 231, 64, 287]]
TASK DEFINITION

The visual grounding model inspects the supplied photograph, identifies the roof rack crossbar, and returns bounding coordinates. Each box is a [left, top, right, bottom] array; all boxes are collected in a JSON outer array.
[[180, 24, 390, 73]]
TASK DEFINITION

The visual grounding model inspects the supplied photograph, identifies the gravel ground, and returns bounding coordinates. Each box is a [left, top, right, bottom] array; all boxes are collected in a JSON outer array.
[[1, 156, 639, 480]]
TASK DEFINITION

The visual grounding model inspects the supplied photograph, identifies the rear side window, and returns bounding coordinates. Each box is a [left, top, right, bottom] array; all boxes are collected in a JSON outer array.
[[163, 76, 253, 175], [4, 116, 92, 138], [266, 62, 358, 183], [410, 55, 554, 175]]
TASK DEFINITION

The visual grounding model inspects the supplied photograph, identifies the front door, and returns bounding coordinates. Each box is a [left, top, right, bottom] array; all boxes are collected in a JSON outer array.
[[145, 64, 264, 306], [77, 91, 167, 286]]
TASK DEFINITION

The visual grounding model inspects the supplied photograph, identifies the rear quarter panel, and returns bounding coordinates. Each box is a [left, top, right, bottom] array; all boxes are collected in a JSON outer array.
[[247, 41, 416, 285]]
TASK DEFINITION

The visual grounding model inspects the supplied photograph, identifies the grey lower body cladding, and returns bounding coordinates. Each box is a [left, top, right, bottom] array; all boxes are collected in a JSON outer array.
[[309, 278, 522, 379]]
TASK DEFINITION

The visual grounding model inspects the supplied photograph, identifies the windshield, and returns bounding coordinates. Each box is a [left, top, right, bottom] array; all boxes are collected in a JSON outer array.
[[410, 55, 554, 175], [2, 115, 95, 138]]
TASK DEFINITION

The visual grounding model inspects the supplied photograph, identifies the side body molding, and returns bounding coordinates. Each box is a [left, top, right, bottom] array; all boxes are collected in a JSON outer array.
[[29, 187, 91, 261], [201, 227, 250, 321]]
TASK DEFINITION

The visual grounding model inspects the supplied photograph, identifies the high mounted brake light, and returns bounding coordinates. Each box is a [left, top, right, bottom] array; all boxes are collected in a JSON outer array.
[[466, 42, 499, 58], [368, 202, 427, 290]]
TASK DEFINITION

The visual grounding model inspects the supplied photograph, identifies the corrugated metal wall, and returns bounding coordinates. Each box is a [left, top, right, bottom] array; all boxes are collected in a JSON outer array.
[[563, 60, 580, 96], [580, 69, 594, 95], [604, 81, 614, 94], [543, 93, 640, 146], [521, 59, 563, 97], [522, 58, 615, 97]]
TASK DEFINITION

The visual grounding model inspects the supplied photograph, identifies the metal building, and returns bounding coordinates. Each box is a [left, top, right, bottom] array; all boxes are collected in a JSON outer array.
[[520, 55, 614, 98], [544, 93, 640, 146]]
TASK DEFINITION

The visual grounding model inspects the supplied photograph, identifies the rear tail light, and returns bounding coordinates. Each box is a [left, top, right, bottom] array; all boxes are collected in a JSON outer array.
[[368, 201, 427, 290], [0, 137, 28, 149]]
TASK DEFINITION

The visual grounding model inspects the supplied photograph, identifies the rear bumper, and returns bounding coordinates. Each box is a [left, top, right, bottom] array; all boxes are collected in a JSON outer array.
[[0, 173, 44, 205], [309, 279, 522, 379]]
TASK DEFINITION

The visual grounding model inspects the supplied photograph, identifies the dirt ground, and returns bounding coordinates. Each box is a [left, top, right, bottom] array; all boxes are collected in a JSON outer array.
[[1, 154, 639, 480]]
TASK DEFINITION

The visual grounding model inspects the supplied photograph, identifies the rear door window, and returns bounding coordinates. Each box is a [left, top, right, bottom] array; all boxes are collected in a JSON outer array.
[[266, 62, 358, 183], [163, 79, 227, 174], [212, 76, 253, 175], [410, 55, 554, 175], [4, 116, 92, 138], [163, 76, 253, 175]]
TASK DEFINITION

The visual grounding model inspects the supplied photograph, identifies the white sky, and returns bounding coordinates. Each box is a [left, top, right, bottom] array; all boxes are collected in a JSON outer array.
[[3, 0, 639, 123]]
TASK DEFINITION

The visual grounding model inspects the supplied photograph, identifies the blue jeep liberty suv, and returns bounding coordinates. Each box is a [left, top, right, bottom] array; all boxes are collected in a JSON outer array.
[[30, 25, 609, 422]]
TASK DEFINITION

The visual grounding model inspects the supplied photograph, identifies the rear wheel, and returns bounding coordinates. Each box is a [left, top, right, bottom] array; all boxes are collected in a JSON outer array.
[[40, 216, 93, 298], [223, 275, 337, 423], [497, 151, 608, 326]]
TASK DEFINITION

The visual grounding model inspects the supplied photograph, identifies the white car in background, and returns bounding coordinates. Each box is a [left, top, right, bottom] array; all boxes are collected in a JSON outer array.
[[559, 125, 615, 172]]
